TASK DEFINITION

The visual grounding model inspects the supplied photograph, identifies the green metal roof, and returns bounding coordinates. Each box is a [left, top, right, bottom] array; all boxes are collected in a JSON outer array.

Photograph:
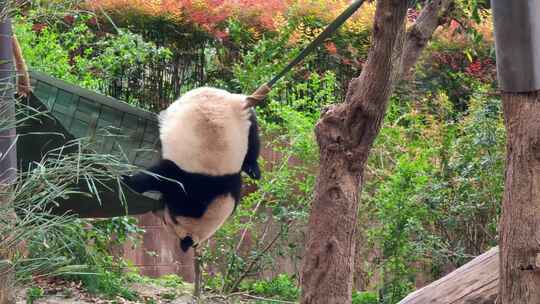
[[30, 71, 161, 167], [17, 71, 164, 218]]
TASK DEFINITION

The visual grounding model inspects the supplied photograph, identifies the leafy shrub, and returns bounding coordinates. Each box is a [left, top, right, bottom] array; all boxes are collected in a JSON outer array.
[[10, 136, 145, 299], [352, 291, 378, 304], [26, 287, 44, 304], [363, 80, 503, 302], [50, 217, 144, 299], [246, 274, 299, 301], [14, 13, 171, 108]]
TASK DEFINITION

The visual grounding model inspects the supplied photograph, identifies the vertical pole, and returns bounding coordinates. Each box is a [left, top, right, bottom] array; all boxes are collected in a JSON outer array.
[[0, 14, 16, 304], [492, 1, 540, 303], [193, 248, 202, 299], [0, 16, 16, 185]]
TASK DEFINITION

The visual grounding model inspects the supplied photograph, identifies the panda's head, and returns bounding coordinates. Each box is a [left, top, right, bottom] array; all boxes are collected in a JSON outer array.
[[159, 87, 261, 178]]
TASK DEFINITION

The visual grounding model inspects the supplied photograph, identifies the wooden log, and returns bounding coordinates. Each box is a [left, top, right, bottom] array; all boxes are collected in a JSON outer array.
[[398, 247, 499, 304]]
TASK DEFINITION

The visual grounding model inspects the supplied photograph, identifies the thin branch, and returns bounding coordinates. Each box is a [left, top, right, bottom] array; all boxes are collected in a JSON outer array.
[[230, 220, 293, 292], [401, 0, 454, 78]]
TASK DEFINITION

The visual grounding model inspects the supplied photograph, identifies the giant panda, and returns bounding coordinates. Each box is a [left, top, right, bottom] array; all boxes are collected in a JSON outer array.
[[122, 87, 261, 252]]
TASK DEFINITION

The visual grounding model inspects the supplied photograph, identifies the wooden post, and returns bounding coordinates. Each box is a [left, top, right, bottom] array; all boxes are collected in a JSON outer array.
[[193, 248, 202, 299], [0, 16, 16, 304]]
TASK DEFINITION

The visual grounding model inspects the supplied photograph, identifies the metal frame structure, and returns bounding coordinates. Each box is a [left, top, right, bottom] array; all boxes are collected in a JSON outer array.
[[492, 0, 540, 92]]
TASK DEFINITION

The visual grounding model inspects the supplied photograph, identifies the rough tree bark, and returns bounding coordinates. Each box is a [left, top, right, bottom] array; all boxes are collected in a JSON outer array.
[[499, 92, 540, 303], [300, 1, 408, 303], [401, 0, 453, 77], [300, 0, 454, 303]]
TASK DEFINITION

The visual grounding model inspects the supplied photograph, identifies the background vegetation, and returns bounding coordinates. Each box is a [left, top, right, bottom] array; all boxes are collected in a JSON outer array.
[[6, 0, 499, 303]]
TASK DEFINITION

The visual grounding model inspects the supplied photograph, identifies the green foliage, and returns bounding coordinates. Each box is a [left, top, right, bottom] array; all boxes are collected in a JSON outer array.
[[26, 287, 44, 304], [352, 291, 378, 304], [14, 13, 171, 107], [363, 78, 503, 302], [44, 217, 144, 299], [126, 272, 185, 289], [15, 20, 91, 87], [244, 274, 299, 301], [231, 32, 302, 93], [368, 153, 434, 303], [76, 257, 138, 300], [8, 135, 145, 298], [229, 18, 349, 103]]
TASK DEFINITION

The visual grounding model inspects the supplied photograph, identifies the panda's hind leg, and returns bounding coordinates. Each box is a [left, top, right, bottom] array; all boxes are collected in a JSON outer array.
[[241, 109, 261, 180]]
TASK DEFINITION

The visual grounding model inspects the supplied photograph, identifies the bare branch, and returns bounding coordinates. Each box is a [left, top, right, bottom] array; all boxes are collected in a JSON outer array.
[[401, 0, 454, 78]]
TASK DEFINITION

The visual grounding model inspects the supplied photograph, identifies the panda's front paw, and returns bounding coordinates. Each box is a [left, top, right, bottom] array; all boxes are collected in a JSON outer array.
[[121, 174, 143, 193], [242, 163, 261, 180]]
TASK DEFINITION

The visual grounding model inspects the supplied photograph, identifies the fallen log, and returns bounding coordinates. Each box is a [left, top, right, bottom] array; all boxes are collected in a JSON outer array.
[[398, 247, 499, 304]]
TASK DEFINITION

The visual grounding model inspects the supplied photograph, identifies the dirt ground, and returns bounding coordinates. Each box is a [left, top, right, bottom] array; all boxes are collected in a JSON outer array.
[[13, 278, 293, 304]]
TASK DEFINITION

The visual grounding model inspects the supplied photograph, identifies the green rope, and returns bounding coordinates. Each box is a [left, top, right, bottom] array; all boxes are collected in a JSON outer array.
[[245, 0, 366, 108], [267, 0, 366, 88]]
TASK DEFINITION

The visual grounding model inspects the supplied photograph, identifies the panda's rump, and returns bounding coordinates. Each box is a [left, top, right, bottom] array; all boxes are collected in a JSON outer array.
[[160, 87, 251, 176]]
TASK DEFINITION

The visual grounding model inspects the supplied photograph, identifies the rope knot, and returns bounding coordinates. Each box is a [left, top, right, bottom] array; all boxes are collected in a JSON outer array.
[[243, 84, 272, 109]]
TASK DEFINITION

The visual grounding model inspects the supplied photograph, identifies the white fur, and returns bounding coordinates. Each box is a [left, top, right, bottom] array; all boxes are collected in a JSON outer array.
[[159, 87, 251, 175]]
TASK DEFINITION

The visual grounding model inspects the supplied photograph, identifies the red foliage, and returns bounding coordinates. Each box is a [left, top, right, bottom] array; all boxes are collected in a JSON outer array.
[[324, 41, 338, 55], [465, 58, 496, 80], [32, 23, 47, 32], [87, 17, 98, 26], [63, 15, 75, 25], [85, 0, 290, 37], [432, 51, 496, 81], [231, 0, 289, 30], [407, 8, 419, 23], [432, 52, 461, 70]]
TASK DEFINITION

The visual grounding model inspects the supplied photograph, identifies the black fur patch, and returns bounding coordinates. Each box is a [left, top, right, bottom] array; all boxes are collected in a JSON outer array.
[[180, 236, 194, 252], [241, 110, 261, 180], [122, 159, 242, 219]]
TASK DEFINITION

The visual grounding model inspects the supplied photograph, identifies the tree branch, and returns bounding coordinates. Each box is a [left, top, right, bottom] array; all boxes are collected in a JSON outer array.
[[11, 35, 31, 97], [401, 0, 454, 78]]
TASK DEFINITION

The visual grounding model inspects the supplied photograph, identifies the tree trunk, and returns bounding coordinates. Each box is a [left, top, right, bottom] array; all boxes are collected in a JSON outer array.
[[499, 92, 540, 303], [300, 1, 408, 303], [300, 0, 457, 302], [0, 17, 16, 304]]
